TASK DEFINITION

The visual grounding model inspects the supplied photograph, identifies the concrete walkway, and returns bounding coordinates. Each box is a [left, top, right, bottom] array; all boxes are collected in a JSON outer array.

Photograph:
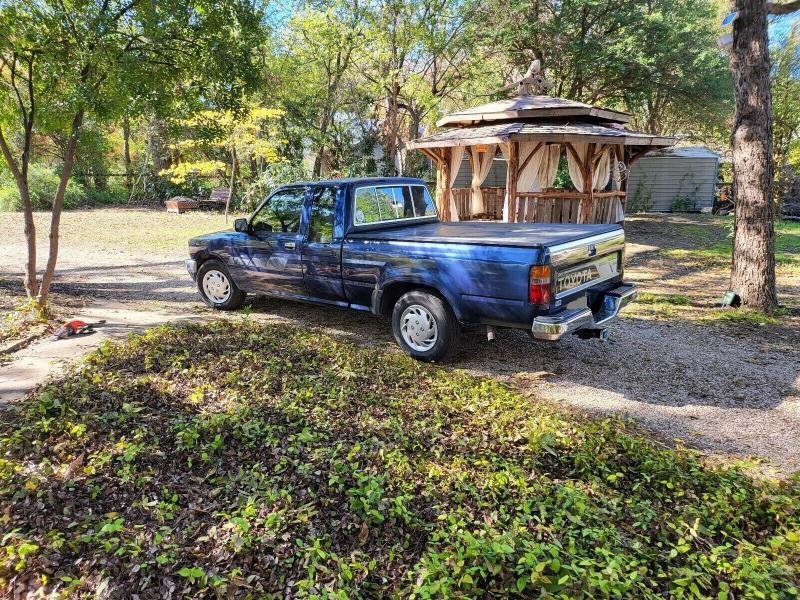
[[0, 301, 199, 404]]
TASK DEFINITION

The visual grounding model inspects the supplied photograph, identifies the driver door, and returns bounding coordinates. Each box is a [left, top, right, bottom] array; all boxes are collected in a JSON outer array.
[[234, 187, 307, 295]]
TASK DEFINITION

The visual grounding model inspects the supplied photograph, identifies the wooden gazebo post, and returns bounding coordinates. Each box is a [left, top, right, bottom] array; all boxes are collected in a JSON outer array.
[[504, 141, 518, 223], [421, 147, 451, 220]]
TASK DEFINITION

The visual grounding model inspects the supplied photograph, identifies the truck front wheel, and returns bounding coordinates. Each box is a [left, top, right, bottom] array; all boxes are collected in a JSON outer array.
[[391, 290, 459, 362], [197, 259, 246, 310]]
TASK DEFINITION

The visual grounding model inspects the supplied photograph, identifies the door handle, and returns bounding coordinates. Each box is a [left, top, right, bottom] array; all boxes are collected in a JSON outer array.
[[284, 241, 296, 250]]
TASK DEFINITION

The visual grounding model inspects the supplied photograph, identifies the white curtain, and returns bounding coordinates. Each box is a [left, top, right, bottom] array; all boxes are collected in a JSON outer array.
[[567, 142, 588, 192], [537, 144, 561, 190], [469, 145, 497, 214], [593, 148, 612, 190], [516, 142, 546, 193], [566, 143, 613, 192], [448, 146, 465, 221]]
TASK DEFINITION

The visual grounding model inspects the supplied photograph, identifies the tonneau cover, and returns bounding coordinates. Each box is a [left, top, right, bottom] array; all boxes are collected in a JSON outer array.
[[347, 221, 621, 248]]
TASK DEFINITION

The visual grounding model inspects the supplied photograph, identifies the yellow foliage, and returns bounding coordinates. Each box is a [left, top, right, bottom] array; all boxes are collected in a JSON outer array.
[[169, 105, 286, 175], [159, 161, 226, 184], [787, 142, 800, 171]]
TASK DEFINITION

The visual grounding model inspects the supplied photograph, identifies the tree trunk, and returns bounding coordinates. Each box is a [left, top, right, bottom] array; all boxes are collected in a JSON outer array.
[[225, 145, 238, 222], [313, 145, 326, 178], [0, 125, 39, 298], [36, 109, 84, 309], [123, 117, 132, 190], [148, 117, 169, 174], [17, 177, 38, 298], [729, 0, 777, 311]]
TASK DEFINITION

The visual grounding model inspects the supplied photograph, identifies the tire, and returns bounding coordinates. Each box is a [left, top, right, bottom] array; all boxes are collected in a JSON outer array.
[[391, 290, 459, 362], [196, 259, 246, 310]]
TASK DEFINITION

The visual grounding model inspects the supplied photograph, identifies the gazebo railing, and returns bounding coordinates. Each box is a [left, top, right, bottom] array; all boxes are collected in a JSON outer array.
[[452, 187, 505, 220], [451, 188, 626, 224]]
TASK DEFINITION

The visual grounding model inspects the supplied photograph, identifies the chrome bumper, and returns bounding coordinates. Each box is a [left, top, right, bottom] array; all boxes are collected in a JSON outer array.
[[185, 259, 198, 280], [531, 283, 637, 341]]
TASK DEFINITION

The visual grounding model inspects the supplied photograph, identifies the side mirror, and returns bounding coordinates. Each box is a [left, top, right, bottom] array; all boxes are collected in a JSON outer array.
[[234, 218, 249, 233]]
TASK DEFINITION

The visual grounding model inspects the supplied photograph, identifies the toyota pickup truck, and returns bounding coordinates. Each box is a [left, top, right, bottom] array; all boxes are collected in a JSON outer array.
[[185, 177, 636, 361]]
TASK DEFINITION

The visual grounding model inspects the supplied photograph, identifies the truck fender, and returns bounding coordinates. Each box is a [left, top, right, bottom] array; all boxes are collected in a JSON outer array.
[[371, 275, 463, 321]]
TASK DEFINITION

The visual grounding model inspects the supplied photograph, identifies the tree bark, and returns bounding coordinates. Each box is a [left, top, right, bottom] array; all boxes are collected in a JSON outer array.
[[123, 117, 132, 190], [729, 0, 777, 311], [225, 145, 238, 222], [0, 124, 39, 298], [148, 117, 169, 174], [36, 109, 84, 308]]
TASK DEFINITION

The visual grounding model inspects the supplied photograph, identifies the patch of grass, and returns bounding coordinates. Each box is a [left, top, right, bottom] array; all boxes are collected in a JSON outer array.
[[0, 302, 50, 347], [627, 292, 696, 320], [677, 222, 723, 244], [634, 292, 692, 306], [661, 221, 800, 274], [775, 221, 800, 271], [1, 321, 798, 597], [702, 307, 792, 326], [0, 209, 246, 259], [662, 244, 731, 266]]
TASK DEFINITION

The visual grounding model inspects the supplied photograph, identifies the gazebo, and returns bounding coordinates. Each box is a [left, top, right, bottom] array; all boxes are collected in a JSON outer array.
[[406, 63, 675, 224]]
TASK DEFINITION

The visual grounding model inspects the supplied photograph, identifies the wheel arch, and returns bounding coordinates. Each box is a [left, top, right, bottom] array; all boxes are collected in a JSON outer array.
[[194, 250, 225, 269], [374, 279, 462, 321]]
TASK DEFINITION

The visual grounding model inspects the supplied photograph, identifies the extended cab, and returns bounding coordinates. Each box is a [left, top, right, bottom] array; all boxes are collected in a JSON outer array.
[[186, 177, 636, 361]]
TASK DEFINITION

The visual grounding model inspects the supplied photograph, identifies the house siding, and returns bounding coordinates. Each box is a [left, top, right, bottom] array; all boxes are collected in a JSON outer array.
[[452, 158, 508, 188], [627, 154, 719, 212]]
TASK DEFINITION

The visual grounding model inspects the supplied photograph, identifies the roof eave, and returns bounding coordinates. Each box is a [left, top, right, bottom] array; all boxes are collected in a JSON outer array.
[[406, 132, 676, 150]]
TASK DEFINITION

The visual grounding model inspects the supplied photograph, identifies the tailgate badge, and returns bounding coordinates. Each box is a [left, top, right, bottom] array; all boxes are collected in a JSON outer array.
[[587, 244, 597, 257]]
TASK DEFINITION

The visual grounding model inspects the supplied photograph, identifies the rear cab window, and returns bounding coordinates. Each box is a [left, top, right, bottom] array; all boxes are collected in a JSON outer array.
[[353, 184, 436, 227]]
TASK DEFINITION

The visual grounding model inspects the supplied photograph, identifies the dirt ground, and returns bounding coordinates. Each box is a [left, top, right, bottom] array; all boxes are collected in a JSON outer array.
[[1, 209, 799, 473]]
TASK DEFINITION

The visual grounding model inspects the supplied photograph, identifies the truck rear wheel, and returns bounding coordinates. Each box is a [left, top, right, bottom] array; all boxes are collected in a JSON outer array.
[[391, 290, 459, 362], [197, 259, 246, 310]]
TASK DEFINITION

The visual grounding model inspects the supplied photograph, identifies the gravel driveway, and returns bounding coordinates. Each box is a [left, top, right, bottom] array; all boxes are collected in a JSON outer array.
[[1, 210, 799, 473]]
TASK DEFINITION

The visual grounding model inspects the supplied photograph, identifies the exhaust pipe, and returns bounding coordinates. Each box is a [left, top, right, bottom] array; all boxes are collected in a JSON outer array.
[[486, 326, 496, 341]]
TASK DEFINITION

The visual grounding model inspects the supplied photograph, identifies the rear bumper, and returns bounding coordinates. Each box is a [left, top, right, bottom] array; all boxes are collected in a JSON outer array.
[[531, 283, 637, 341]]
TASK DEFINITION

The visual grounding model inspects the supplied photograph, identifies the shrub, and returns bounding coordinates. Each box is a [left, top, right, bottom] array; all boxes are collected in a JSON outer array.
[[82, 184, 129, 207], [0, 164, 86, 211]]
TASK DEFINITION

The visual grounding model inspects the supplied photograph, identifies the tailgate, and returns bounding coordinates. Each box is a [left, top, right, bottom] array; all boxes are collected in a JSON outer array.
[[548, 230, 625, 300]]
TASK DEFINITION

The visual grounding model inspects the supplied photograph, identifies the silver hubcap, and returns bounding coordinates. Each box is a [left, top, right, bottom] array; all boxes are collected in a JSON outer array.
[[400, 305, 438, 351], [202, 270, 231, 304]]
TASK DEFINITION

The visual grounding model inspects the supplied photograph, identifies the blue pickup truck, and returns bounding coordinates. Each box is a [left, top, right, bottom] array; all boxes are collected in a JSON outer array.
[[186, 177, 636, 361]]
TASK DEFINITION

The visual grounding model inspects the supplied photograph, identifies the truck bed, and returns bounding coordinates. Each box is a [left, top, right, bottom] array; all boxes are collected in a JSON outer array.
[[346, 221, 621, 248]]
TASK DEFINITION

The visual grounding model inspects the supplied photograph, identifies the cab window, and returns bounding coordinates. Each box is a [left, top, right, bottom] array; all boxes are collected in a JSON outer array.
[[353, 185, 436, 226], [309, 186, 336, 243], [251, 188, 305, 234]]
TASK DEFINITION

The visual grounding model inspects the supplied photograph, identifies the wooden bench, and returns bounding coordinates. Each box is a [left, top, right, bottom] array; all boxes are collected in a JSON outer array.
[[199, 188, 231, 210]]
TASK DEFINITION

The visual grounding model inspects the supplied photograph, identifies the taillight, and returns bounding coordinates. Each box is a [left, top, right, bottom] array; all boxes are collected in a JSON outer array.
[[529, 265, 552, 305]]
